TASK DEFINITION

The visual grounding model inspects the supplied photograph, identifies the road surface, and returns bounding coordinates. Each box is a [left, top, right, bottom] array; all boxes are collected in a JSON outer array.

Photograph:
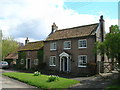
[[0, 69, 37, 89]]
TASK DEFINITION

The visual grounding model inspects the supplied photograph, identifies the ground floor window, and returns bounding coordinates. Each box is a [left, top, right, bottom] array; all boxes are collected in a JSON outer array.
[[34, 59, 38, 65], [20, 59, 24, 64], [78, 55, 87, 67], [49, 56, 56, 66]]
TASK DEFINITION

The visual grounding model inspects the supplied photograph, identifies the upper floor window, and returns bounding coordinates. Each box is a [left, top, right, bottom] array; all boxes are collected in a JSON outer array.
[[78, 55, 87, 67], [50, 42, 56, 50], [49, 56, 56, 66], [34, 59, 38, 65], [78, 39, 87, 48], [64, 41, 71, 49]]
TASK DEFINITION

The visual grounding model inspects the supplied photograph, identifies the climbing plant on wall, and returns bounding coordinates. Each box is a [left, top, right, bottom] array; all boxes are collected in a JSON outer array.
[[37, 49, 44, 63], [16, 51, 26, 69]]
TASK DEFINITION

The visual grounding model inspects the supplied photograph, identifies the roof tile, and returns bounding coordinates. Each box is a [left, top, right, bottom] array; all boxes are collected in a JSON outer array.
[[18, 41, 44, 51], [46, 23, 98, 41]]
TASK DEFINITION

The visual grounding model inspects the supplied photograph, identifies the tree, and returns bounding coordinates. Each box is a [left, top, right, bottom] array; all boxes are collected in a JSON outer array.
[[95, 25, 120, 65], [95, 25, 120, 83], [0, 30, 2, 60], [2, 35, 19, 60]]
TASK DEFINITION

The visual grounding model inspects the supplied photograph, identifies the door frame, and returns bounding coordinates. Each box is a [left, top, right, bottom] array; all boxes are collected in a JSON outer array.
[[26, 58, 31, 69], [62, 57, 68, 72], [59, 52, 70, 72]]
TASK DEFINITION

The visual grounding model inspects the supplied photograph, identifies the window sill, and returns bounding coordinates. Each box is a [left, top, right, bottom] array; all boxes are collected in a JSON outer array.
[[64, 48, 71, 50], [78, 66, 87, 68], [78, 47, 87, 49], [49, 65, 56, 67], [50, 49, 57, 51]]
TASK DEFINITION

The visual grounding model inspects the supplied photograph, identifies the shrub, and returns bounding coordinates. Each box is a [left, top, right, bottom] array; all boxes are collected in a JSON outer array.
[[47, 75, 59, 82], [87, 62, 97, 75], [34, 71, 41, 76]]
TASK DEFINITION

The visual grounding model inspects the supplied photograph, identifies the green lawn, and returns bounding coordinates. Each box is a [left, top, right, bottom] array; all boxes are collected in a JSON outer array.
[[106, 85, 120, 90], [106, 79, 120, 90], [2, 72, 79, 89]]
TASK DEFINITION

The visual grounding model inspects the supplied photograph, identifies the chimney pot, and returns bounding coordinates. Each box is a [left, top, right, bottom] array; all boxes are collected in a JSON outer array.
[[25, 37, 29, 45]]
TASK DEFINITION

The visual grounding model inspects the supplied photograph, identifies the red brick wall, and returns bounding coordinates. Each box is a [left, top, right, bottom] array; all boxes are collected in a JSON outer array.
[[44, 36, 96, 74], [25, 50, 38, 68]]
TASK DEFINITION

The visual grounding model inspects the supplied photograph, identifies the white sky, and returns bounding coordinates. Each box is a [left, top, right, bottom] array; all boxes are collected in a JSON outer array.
[[0, 0, 118, 44]]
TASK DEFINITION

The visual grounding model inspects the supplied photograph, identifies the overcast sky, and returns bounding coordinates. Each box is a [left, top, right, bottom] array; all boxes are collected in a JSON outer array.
[[0, 0, 119, 44]]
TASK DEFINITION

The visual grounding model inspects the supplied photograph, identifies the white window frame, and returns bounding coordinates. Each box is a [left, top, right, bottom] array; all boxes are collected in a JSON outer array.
[[50, 42, 57, 50], [78, 55, 87, 67], [34, 59, 38, 65], [20, 59, 24, 64], [49, 56, 56, 66], [64, 41, 71, 50], [78, 39, 87, 49]]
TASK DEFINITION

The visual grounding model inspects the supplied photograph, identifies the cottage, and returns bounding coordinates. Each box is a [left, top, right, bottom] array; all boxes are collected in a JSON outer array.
[[4, 52, 18, 68], [43, 16, 106, 75], [4, 46, 23, 68], [17, 38, 44, 70]]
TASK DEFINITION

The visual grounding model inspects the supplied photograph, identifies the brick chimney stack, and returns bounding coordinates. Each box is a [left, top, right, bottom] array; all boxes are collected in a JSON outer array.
[[51, 22, 58, 33], [48, 22, 58, 36], [109, 26, 112, 33], [25, 37, 29, 45], [99, 15, 105, 42]]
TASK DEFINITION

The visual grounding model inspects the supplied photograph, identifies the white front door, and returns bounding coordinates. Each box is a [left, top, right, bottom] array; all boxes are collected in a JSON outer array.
[[62, 57, 68, 72]]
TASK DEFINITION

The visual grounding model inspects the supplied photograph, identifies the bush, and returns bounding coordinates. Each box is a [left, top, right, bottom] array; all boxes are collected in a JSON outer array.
[[47, 75, 59, 82], [34, 71, 41, 76], [87, 62, 97, 75]]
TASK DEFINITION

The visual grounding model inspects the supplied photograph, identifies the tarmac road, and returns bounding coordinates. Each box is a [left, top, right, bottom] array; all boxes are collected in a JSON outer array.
[[0, 69, 37, 89]]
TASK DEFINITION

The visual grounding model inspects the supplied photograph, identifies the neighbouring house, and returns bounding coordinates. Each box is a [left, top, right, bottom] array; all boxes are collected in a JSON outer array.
[[4, 46, 23, 68], [17, 38, 44, 70], [44, 15, 107, 75], [4, 52, 18, 68]]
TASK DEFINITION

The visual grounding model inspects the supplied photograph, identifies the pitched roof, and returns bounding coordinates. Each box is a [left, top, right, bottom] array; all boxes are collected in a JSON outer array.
[[46, 23, 99, 41], [4, 47, 23, 60], [4, 53, 18, 59], [18, 41, 44, 51]]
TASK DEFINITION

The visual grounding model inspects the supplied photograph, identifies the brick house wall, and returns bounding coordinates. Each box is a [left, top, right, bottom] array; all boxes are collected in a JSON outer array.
[[25, 50, 38, 69], [18, 50, 43, 69], [17, 40, 44, 70], [44, 35, 97, 75]]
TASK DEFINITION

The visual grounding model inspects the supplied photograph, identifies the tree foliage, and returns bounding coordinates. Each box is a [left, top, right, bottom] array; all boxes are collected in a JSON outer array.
[[37, 49, 44, 63], [0, 30, 2, 60], [95, 25, 120, 64], [2, 36, 19, 60]]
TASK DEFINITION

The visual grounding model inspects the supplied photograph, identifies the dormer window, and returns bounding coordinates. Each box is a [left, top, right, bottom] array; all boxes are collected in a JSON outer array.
[[50, 42, 56, 50], [64, 41, 71, 49], [78, 39, 87, 48]]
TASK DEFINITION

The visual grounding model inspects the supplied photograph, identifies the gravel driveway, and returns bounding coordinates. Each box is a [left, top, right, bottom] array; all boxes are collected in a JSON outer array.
[[70, 71, 119, 89]]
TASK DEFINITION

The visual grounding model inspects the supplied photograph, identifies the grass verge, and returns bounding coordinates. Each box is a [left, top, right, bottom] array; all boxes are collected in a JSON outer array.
[[2, 72, 79, 89], [106, 79, 120, 90]]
